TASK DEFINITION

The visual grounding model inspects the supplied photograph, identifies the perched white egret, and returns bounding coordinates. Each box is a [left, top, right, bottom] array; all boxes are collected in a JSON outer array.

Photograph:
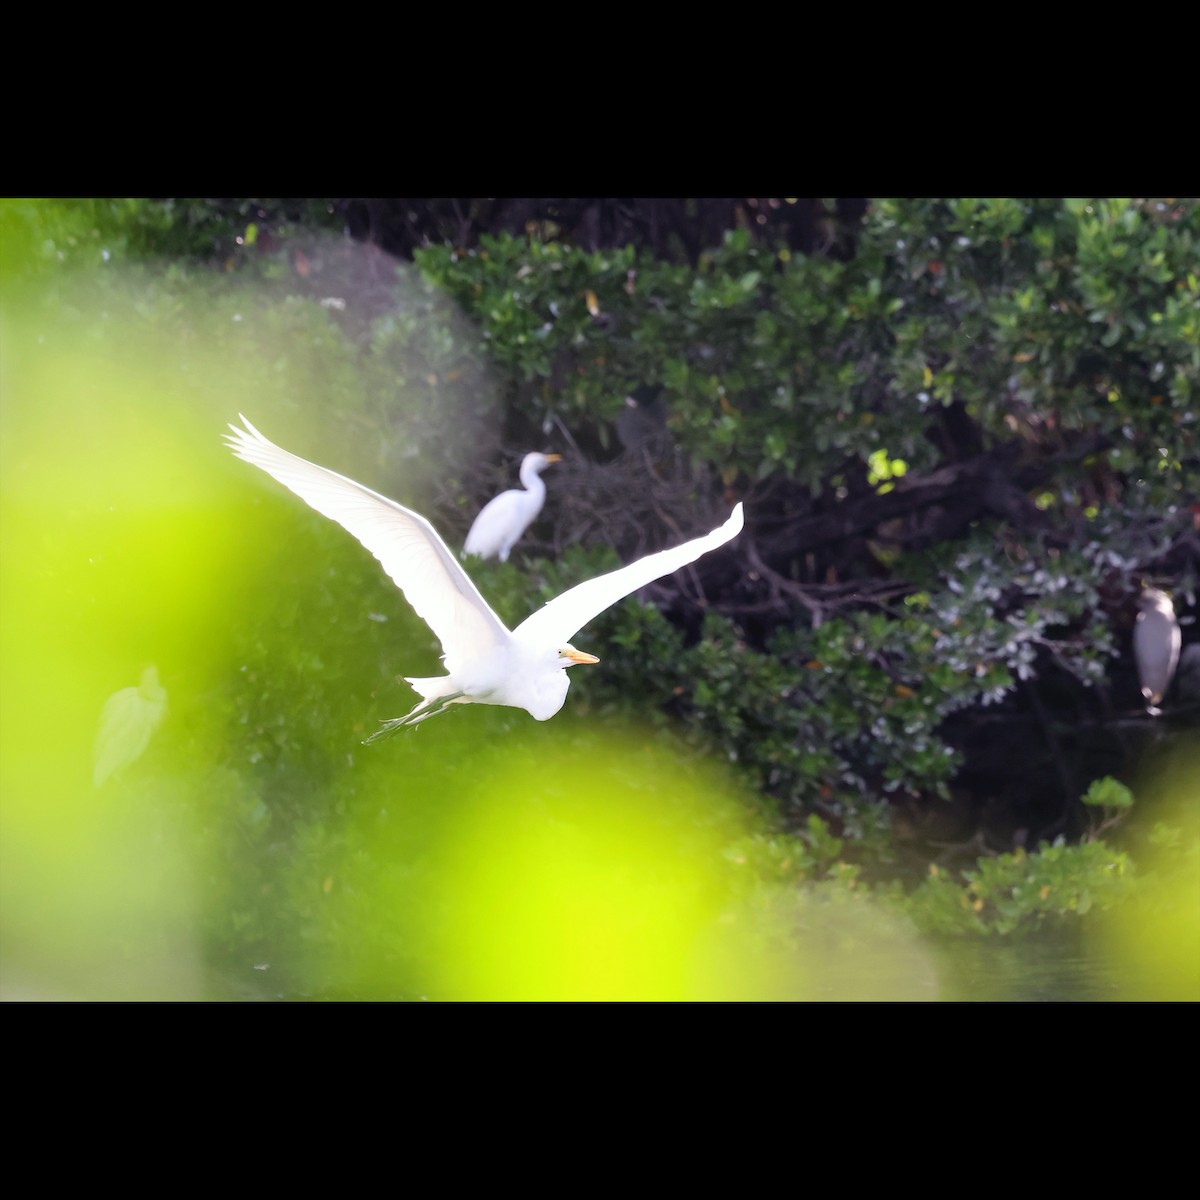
[[1134, 587, 1181, 715], [463, 451, 562, 562], [225, 416, 743, 739]]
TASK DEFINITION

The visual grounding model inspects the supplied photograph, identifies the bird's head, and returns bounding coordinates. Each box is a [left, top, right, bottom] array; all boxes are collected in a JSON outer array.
[[1137, 587, 1173, 616], [558, 644, 599, 667], [516, 452, 563, 493]]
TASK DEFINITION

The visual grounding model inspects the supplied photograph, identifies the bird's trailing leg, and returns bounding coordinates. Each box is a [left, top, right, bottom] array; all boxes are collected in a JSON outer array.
[[362, 690, 468, 742]]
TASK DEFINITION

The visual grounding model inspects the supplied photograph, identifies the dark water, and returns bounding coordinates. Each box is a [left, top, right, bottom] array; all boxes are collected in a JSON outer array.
[[925, 933, 1188, 1002], [932, 940, 1116, 1001]]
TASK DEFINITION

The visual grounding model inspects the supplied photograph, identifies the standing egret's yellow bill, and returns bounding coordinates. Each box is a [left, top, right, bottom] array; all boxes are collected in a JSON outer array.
[[225, 416, 744, 740]]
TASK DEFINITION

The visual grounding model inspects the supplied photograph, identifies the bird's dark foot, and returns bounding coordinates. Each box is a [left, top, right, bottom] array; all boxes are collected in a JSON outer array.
[[363, 718, 410, 744]]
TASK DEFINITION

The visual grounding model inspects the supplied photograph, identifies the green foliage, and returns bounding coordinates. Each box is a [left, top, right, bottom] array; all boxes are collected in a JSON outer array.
[[723, 814, 849, 884], [571, 536, 1114, 827], [1, 197, 343, 277], [905, 840, 1138, 936], [416, 202, 1198, 507], [1082, 776, 1134, 809], [883, 198, 1198, 455]]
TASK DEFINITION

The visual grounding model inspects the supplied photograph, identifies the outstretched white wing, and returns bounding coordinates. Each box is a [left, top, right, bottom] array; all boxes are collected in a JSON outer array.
[[225, 415, 511, 666], [513, 504, 744, 647]]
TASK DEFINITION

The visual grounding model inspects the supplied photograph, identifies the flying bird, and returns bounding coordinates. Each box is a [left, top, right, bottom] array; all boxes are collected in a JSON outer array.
[[1134, 587, 1181, 715], [463, 451, 561, 561], [225, 416, 743, 739]]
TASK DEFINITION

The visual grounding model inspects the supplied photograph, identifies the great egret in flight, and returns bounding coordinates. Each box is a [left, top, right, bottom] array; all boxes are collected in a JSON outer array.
[[1134, 587, 1181, 715], [463, 451, 561, 562], [225, 416, 743, 739]]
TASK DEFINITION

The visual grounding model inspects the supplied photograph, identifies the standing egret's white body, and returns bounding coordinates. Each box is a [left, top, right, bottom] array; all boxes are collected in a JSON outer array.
[[463, 451, 562, 562], [1134, 587, 1181, 714], [224, 416, 744, 739]]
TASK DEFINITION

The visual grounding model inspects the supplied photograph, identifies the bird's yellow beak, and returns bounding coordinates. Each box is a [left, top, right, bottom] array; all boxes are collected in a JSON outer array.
[[545, 453, 563, 464], [563, 648, 600, 665]]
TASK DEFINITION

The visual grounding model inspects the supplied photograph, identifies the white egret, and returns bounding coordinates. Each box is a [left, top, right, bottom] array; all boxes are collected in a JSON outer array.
[[463, 451, 562, 562], [224, 416, 743, 739], [1134, 587, 1181, 715]]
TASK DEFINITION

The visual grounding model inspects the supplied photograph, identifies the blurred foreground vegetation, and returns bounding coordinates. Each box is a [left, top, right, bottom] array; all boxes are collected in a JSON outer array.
[[1, 197, 1196, 1000]]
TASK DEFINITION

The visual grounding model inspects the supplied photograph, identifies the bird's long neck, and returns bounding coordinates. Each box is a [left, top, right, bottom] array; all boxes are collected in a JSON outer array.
[[519, 460, 546, 497]]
